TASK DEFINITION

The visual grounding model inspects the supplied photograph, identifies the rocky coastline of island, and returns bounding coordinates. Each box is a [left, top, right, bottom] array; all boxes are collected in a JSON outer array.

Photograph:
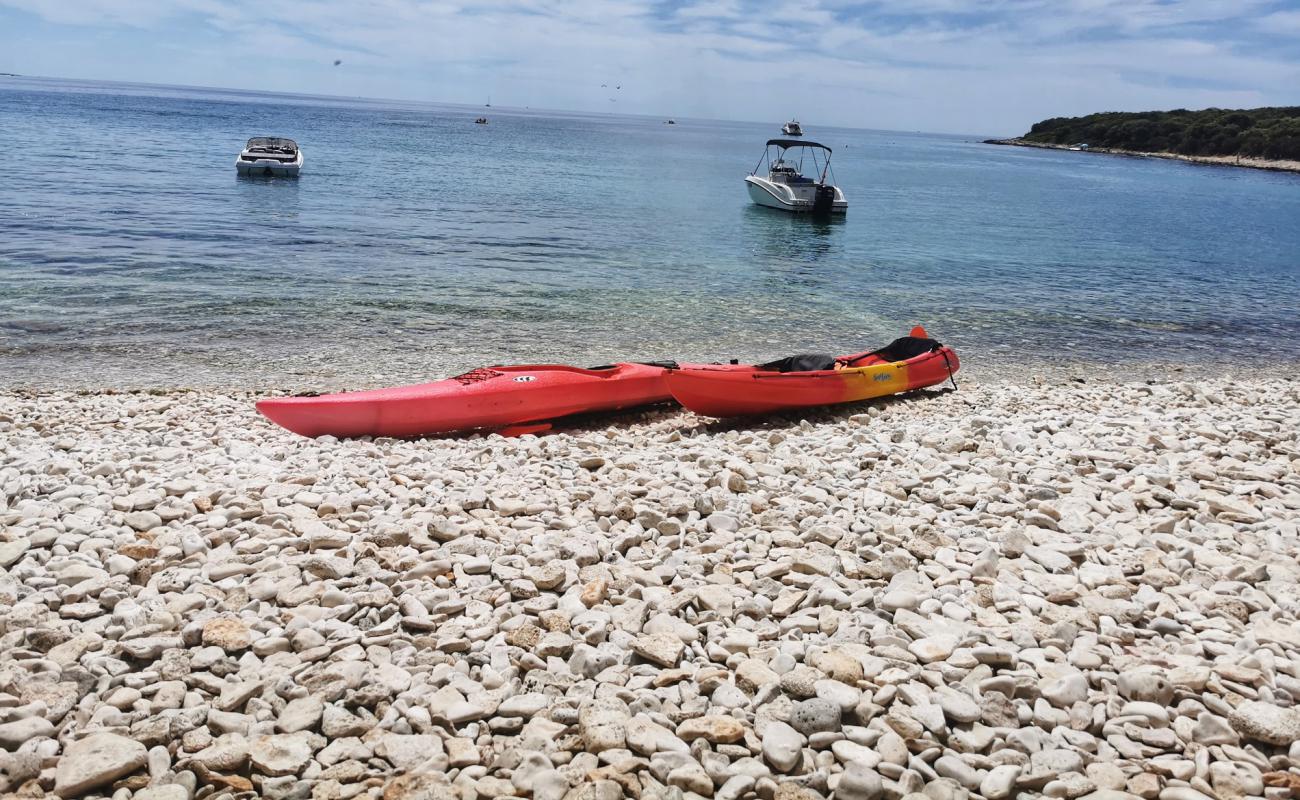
[[984, 138, 1300, 175]]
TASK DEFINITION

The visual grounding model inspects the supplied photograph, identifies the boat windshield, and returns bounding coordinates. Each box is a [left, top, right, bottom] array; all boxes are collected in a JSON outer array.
[[246, 137, 298, 154]]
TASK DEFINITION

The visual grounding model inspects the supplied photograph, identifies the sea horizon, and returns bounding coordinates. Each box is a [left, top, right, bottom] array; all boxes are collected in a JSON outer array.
[[0, 73, 1003, 141]]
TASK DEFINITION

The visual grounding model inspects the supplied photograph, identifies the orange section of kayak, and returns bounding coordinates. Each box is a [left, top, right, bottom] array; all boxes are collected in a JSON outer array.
[[665, 343, 960, 418], [257, 362, 680, 438]]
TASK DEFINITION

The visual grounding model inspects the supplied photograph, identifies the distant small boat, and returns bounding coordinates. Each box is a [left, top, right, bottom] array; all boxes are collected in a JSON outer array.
[[782, 120, 803, 136], [1069, 143, 1090, 151], [665, 119, 676, 125], [475, 117, 489, 125], [235, 137, 302, 177]]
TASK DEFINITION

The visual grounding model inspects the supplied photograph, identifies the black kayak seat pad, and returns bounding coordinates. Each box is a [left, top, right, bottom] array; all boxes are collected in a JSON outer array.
[[758, 336, 942, 373]]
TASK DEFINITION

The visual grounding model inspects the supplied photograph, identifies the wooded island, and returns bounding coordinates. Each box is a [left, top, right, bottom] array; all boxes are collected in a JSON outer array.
[[986, 106, 1300, 172]]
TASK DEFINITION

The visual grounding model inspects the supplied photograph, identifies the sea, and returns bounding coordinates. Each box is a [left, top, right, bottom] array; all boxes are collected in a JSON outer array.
[[2, 76, 1299, 388]]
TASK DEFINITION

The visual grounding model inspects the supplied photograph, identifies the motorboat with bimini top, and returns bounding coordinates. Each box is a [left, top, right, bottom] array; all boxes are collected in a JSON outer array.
[[664, 327, 958, 418], [782, 120, 803, 136], [745, 138, 846, 214], [235, 137, 302, 176], [257, 360, 694, 438]]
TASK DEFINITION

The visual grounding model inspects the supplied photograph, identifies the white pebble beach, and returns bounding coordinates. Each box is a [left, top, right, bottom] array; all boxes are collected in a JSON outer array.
[[2, 376, 1299, 800]]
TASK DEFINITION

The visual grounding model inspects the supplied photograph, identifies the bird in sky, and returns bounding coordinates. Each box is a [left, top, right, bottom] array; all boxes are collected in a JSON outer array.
[[333, 59, 342, 66]]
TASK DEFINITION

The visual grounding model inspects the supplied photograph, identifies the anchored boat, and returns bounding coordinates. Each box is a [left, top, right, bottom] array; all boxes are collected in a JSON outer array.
[[782, 120, 803, 136], [235, 137, 302, 176], [665, 328, 958, 418], [745, 138, 846, 215]]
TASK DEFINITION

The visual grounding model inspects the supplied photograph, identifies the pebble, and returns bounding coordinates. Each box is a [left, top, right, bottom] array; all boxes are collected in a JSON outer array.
[[0, 379, 1297, 800], [762, 720, 804, 772], [53, 733, 148, 798]]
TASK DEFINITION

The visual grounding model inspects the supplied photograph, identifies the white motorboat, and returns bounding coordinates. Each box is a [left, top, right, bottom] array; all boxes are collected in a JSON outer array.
[[235, 137, 302, 176], [781, 120, 803, 136], [745, 138, 847, 215]]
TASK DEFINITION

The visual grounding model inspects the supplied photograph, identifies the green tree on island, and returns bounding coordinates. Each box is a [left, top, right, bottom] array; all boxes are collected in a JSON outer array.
[[1023, 107, 1300, 160]]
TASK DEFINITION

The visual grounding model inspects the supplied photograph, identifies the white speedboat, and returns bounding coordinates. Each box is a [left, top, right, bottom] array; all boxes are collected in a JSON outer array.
[[235, 137, 302, 176], [781, 120, 803, 136], [745, 138, 847, 215]]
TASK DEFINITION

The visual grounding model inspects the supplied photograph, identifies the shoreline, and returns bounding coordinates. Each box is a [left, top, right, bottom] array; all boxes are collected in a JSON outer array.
[[3, 378, 1300, 798], [5, 357, 1300, 395], [984, 137, 1300, 175]]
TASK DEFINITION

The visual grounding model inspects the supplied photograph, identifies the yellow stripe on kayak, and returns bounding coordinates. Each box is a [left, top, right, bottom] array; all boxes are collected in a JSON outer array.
[[836, 363, 909, 402]]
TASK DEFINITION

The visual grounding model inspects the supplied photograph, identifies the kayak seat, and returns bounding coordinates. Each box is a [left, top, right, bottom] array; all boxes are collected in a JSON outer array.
[[842, 335, 941, 367], [757, 353, 837, 373], [757, 337, 943, 374]]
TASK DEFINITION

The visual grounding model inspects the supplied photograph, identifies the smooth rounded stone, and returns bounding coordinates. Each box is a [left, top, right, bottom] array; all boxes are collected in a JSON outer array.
[[580, 697, 631, 753], [634, 633, 685, 668], [1190, 712, 1237, 746], [668, 759, 715, 795], [782, 667, 827, 699], [1041, 673, 1089, 708], [880, 591, 921, 612], [790, 698, 841, 736], [714, 683, 750, 709], [375, 734, 445, 771], [1085, 762, 1127, 792], [934, 688, 981, 723], [718, 775, 757, 800], [1080, 792, 1145, 800], [1209, 762, 1263, 798], [815, 680, 862, 711], [836, 763, 884, 800], [920, 779, 967, 800], [737, 659, 781, 692], [934, 755, 981, 790], [249, 733, 314, 777], [908, 636, 957, 663], [1045, 773, 1097, 799], [1157, 788, 1215, 800], [970, 647, 1016, 668], [875, 731, 908, 766], [808, 649, 865, 684], [133, 787, 189, 800], [677, 715, 745, 744], [201, 618, 253, 651], [627, 715, 689, 755], [1116, 670, 1175, 706], [980, 765, 1022, 800], [1032, 749, 1085, 777], [830, 740, 880, 769], [277, 696, 324, 733], [1227, 701, 1300, 746], [0, 717, 56, 749], [53, 732, 148, 798], [190, 734, 251, 771], [762, 720, 804, 773], [498, 693, 551, 718]]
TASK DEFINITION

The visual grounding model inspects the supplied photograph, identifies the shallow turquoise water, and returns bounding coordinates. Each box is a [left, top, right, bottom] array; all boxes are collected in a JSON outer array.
[[2, 76, 1298, 387]]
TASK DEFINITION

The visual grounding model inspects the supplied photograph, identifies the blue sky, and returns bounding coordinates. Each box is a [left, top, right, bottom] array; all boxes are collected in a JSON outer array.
[[2, 0, 1298, 134]]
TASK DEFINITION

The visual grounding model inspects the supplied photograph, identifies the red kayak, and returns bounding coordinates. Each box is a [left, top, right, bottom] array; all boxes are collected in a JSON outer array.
[[257, 361, 681, 438], [665, 327, 959, 418]]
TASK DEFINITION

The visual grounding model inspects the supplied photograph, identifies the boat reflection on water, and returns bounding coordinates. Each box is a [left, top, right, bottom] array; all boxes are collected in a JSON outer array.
[[743, 204, 843, 261], [742, 205, 846, 291]]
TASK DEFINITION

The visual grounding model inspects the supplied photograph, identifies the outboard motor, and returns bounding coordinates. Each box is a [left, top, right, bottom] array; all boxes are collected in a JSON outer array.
[[812, 184, 836, 215]]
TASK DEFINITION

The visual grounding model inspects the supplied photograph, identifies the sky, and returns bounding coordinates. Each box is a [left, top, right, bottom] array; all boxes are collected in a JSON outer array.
[[2, 0, 1299, 135]]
